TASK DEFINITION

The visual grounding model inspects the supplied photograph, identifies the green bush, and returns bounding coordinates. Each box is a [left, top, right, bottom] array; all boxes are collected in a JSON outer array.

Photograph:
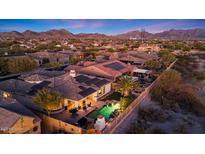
[[69, 108, 78, 114], [120, 97, 131, 110]]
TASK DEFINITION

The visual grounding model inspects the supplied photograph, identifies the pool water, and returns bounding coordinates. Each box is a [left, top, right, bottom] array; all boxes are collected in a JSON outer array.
[[87, 103, 120, 119]]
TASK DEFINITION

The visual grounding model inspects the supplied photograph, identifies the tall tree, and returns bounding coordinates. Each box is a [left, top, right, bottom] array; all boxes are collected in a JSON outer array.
[[117, 75, 137, 96], [7, 57, 38, 73], [32, 88, 63, 115]]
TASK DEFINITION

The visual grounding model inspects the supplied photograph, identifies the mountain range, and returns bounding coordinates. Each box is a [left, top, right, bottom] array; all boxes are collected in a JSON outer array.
[[1, 28, 205, 40]]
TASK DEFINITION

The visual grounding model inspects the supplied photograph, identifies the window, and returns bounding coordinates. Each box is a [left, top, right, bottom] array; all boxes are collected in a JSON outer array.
[[97, 86, 105, 97]]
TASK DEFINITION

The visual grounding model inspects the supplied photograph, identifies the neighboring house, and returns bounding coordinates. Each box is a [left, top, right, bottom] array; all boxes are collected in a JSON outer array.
[[119, 55, 146, 67], [79, 60, 133, 80], [108, 52, 119, 60], [22, 74, 49, 84], [0, 95, 41, 134], [64, 65, 83, 73], [137, 44, 160, 52], [132, 68, 152, 81], [29, 50, 83, 65], [123, 50, 159, 61], [135, 51, 159, 61], [95, 55, 108, 63], [77, 61, 96, 67], [0, 79, 35, 95], [58, 50, 84, 60], [20, 70, 65, 83], [0, 79, 47, 113]]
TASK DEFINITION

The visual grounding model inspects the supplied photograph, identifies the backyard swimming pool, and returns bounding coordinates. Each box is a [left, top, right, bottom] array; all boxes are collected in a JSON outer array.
[[87, 103, 120, 119]]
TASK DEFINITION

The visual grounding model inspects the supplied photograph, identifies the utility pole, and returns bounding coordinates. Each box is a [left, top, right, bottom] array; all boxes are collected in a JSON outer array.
[[140, 28, 146, 44]]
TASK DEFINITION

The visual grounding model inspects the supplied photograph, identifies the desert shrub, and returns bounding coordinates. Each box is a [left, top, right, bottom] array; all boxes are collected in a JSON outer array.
[[138, 106, 169, 122], [126, 121, 146, 134], [173, 121, 189, 134], [151, 70, 182, 102], [151, 70, 205, 115], [173, 55, 198, 79], [169, 84, 205, 115], [146, 126, 167, 134], [193, 41, 205, 51], [145, 60, 162, 71], [193, 72, 205, 80]]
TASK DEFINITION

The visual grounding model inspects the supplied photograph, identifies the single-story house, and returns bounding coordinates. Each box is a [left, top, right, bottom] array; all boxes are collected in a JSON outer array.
[[20, 70, 65, 83], [119, 55, 146, 67], [0, 72, 112, 133], [0, 95, 41, 134], [79, 60, 133, 80], [49, 73, 112, 110]]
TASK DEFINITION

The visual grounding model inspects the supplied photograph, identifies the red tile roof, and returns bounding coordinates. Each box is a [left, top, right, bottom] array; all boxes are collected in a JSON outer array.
[[80, 60, 133, 78], [64, 65, 83, 71]]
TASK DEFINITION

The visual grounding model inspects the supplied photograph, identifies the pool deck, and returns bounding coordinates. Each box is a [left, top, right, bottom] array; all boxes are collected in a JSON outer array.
[[51, 106, 96, 124], [95, 100, 108, 108], [51, 101, 108, 125]]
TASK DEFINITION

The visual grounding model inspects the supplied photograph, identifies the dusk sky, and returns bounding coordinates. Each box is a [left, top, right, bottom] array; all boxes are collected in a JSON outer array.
[[0, 19, 205, 35]]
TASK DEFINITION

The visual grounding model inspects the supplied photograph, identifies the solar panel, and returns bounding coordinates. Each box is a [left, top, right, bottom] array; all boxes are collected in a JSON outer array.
[[75, 75, 90, 83], [85, 78, 101, 85], [94, 79, 110, 87], [79, 88, 96, 97], [78, 86, 87, 91], [104, 62, 125, 70]]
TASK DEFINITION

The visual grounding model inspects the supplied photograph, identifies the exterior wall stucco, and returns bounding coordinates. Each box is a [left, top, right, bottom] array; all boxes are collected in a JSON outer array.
[[41, 114, 83, 134], [3, 116, 41, 134]]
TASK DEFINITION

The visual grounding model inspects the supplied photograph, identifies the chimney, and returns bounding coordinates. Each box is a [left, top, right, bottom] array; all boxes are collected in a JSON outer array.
[[69, 70, 77, 77]]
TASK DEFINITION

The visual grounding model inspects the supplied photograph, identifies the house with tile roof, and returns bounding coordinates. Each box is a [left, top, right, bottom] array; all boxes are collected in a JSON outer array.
[[47, 73, 112, 111], [0, 71, 113, 133], [0, 72, 112, 114], [0, 96, 41, 134], [78, 60, 133, 80], [119, 55, 146, 67]]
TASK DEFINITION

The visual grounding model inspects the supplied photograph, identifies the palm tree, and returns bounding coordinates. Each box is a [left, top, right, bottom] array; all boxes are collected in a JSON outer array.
[[116, 75, 137, 97], [32, 88, 63, 115]]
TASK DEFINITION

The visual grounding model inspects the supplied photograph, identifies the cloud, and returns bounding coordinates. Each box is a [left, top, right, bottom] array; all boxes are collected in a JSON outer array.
[[143, 20, 185, 33], [111, 20, 188, 34], [62, 19, 105, 29]]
